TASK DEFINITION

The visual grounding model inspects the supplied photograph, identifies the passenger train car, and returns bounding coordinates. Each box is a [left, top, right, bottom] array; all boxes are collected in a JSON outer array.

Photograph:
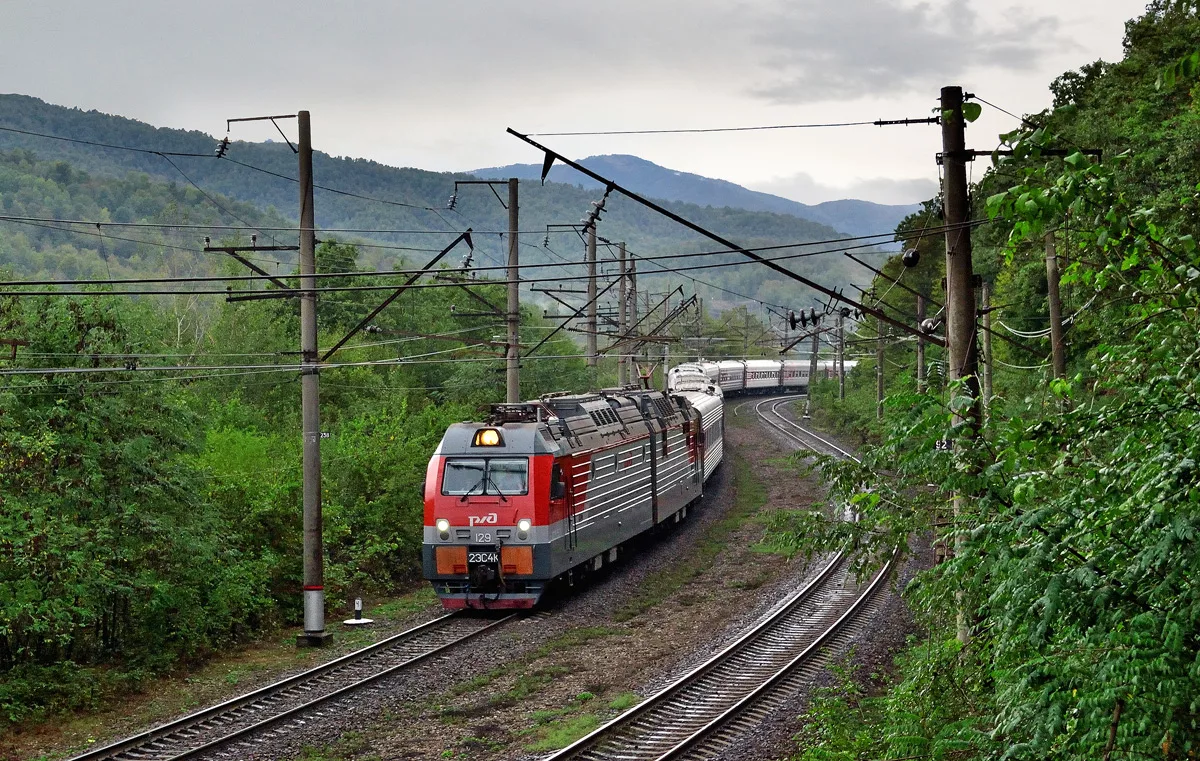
[[667, 358, 844, 395], [422, 380, 724, 609]]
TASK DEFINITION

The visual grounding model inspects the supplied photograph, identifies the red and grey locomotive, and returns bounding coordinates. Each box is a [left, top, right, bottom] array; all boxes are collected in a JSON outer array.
[[422, 381, 724, 609]]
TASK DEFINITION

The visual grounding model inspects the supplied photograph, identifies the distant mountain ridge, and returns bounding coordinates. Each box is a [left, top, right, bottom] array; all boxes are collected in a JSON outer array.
[[471, 154, 918, 243], [0, 94, 889, 310]]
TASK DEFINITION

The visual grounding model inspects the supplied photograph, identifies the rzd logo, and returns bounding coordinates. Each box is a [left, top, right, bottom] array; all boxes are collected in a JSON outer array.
[[469, 513, 499, 527]]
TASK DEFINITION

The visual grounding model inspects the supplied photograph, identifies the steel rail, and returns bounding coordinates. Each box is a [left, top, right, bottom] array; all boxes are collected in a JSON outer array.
[[755, 395, 859, 461], [541, 551, 847, 760], [69, 612, 516, 761], [655, 555, 894, 760]]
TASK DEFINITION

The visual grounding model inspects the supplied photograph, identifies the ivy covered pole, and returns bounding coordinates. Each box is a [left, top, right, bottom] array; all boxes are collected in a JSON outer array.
[[1045, 234, 1067, 379], [982, 282, 994, 420], [941, 85, 981, 644], [917, 294, 929, 392]]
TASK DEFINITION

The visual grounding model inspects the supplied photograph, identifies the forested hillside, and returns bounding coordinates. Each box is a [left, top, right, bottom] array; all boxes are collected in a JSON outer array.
[[782, 3, 1200, 759], [472, 153, 919, 241], [0, 94, 884, 312]]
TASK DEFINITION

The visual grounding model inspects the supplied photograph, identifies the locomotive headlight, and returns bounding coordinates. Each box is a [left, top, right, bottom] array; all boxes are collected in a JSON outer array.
[[436, 518, 450, 540], [517, 518, 531, 539]]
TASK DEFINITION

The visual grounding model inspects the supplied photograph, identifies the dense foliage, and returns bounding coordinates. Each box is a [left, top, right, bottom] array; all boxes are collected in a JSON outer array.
[[780, 3, 1200, 759]]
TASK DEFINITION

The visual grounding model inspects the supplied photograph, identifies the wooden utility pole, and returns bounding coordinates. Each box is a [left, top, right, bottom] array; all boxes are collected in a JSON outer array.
[[297, 111, 329, 647], [981, 282, 993, 419], [876, 318, 885, 420], [916, 294, 927, 392], [941, 85, 981, 645], [1045, 234, 1067, 379], [506, 178, 520, 403], [837, 312, 846, 400], [586, 226, 598, 376]]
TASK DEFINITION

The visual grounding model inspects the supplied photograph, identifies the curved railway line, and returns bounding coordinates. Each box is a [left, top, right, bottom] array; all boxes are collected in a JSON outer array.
[[68, 613, 516, 761], [541, 394, 888, 761]]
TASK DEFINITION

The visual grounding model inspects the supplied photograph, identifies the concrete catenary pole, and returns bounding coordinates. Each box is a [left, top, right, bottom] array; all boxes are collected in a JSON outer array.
[[297, 111, 329, 647], [618, 242, 627, 386], [876, 317, 885, 420], [1045, 234, 1067, 379], [837, 312, 846, 400], [586, 226, 598, 375], [808, 325, 819, 398], [916, 294, 927, 392], [506, 178, 520, 403], [941, 85, 981, 645]]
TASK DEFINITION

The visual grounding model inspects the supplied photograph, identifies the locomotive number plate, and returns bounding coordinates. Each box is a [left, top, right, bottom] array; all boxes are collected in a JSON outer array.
[[468, 551, 499, 564]]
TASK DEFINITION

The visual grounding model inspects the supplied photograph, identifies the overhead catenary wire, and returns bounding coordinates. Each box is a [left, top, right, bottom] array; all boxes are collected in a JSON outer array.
[[528, 120, 881, 136], [0, 218, 989, 290], [0, 350, 606, 378], [0, 237, 904, 297], [0, 212, 987, 240]]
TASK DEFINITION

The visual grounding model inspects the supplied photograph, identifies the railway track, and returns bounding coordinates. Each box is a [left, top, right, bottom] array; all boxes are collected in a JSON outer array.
[[69, 612, 515, 761], [754, 395, 859, 461], [541, 396, 889, 761], [543, 553, 891, 761]]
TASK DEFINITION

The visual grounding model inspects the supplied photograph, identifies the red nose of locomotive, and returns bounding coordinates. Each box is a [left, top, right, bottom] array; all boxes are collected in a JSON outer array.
[[422, 422, 555, 609]]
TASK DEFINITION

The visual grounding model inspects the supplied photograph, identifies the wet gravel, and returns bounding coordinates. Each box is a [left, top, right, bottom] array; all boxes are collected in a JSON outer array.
[[185, 396, 924, 761]]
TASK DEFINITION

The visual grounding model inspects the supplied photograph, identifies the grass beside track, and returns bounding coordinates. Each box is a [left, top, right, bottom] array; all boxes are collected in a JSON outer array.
[[612, 453, 769, 622]]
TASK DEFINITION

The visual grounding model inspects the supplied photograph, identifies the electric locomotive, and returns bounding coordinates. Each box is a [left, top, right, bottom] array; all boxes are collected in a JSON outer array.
[[422, 384, 724, 609]]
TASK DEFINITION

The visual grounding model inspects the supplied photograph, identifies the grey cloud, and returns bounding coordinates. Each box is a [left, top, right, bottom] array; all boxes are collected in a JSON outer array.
[[747, 0, 1061, 103]]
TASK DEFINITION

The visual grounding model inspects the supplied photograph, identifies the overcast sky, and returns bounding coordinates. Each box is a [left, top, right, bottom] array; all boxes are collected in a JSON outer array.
[[1, 0, 1149, 205]]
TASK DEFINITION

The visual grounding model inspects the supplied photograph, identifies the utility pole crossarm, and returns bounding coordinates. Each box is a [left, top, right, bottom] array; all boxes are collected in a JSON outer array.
[[320, 230, 473, 362], [523, 276, 621, 359], [600, 286, 683, 354], [506, 128, 944, 348], [627, 294, 695, 355], [206, 245, 294, 291]]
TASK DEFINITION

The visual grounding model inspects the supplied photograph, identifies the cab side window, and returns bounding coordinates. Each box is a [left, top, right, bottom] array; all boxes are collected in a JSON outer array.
[[550, 463, 566, 500]]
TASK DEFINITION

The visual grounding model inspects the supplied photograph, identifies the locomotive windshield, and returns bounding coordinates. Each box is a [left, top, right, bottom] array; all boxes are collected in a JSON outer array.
[[442, 458, 529, 496]]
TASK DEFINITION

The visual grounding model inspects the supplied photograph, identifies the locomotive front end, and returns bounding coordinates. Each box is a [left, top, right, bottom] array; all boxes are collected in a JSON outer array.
[[422, 417, 558, 609]]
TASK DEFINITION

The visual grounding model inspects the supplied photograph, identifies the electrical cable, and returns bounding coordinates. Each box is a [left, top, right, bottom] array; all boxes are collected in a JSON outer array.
[[0, 351, 603, 378], [968, 95, 1040, 130], [528, 120, 877, 136], [0, 237, 896, 296], [1, 223, 989, 289], [0, 124, 211, 157], [221, 157, 439, 212]]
